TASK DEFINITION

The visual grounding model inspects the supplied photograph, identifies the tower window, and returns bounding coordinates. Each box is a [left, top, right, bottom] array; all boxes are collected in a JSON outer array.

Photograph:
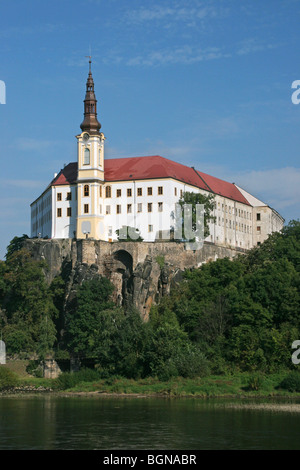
[[105, 186, 111, 198], [67, 207, 72, 217], [84, 204, 89, 214], [105, 205, 111, 215], [67, 192, 72, 201], [84, 185, 90, 197], [84, 148, 90, 165], [57, 208, 62, 217], [57, 193, 62, 201]]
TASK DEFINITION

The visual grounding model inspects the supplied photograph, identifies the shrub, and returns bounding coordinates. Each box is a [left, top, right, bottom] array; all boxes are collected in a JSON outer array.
[[278, 371, 300, 392], [53, 368, 102, 390], [0, 366, 19, 390], [244, 373, 263, 391]]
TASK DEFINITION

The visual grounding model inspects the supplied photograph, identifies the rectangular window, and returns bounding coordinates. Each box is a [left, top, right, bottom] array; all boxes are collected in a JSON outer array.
[[174, 188, 177, 196], [256, 213, 261, 221], [137, 187, 142, 196], [57, 208, 62, 217], [180, 189, 183, 197], [84, 204, 89, 214], [158, 202, 163, 212], [67, 207, 72, 217], [117, 189, 122, 198], [100, 204, 102, 214], [148, 225, 153, 232], [257, 226, 261, 232], [67, 192, 72, 201], [117, 205, 121, 214], [147, 187, 152, 196], [148, 202, 152, 212], [105, 205, 111, 215], [127, 204, 132, 213], [100, 186, 102, 198], [137, 203, 142, 213], [158, 186, 163, 195], [57, 193, 62, 201], [127, 188, 132, 197]]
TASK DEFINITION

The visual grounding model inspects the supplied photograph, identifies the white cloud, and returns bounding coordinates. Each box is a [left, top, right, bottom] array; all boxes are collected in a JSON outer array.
[[126, 45, 230, 67]]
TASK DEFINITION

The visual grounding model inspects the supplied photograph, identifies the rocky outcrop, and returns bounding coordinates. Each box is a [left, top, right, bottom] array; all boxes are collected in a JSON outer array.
[[24, 238, 244, 320]]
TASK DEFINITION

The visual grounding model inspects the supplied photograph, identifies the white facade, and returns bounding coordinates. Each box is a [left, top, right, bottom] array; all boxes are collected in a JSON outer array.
[[30, 171, 284, 250]]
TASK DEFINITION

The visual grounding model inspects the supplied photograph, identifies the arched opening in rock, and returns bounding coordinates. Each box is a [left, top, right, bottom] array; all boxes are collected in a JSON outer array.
[[112, 250, 133, 308]]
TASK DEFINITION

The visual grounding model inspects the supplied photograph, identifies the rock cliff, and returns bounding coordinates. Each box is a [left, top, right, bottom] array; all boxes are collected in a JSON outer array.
[[24, 238, 244, 321]]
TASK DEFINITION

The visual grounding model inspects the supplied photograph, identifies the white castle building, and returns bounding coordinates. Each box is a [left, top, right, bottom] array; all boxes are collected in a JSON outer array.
[[30, 61, 284, 250]]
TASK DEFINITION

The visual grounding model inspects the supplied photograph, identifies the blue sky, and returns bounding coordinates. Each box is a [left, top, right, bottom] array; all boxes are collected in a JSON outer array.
[[0, 0, 299, 259]]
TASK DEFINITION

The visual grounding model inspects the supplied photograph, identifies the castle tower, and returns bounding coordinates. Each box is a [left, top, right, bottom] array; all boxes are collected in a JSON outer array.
[[76, 59, 105, 240]]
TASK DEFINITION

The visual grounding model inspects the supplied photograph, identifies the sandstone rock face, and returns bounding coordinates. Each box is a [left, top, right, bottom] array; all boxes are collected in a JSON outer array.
[[24, 238, 243, 320]]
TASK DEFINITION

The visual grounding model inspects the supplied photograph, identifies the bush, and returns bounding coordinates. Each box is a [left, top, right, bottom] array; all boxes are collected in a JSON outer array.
[[243, 373, 263, 391], [0, 366, 19, 390], [53, 368, 102, 390], [278, 371, 300, 392]]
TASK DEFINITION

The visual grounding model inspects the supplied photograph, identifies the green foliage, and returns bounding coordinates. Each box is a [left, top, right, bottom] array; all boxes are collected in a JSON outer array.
[[278, 371, 300, 392], [53, 368, 103, 390], [243, 373, 264, 391], [0, 366, 19, 390], [178, 191, 216, 239], [1, 221, 299, 381], [1, 240, 58, 359], [5, 234, 29, 262]]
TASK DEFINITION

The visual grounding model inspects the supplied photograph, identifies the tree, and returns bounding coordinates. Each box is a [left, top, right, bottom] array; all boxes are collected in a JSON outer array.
[[2, 247, 58, 356], [66, 277, 116, 357], [177, 191, 216, 239]]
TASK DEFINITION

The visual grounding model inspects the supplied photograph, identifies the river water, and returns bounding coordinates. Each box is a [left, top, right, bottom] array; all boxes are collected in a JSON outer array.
[[0, 395, 299, 450]]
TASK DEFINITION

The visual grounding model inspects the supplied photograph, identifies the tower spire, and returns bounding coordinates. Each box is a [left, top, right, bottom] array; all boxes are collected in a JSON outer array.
[[80, 57, 101, 135]]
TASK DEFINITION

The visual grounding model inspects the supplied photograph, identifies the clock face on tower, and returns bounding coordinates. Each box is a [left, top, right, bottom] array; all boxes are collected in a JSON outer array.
[[82, 132, 90, 142]]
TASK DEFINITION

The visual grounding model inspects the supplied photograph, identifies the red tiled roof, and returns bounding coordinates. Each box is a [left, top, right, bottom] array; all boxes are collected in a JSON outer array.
[[50, 156, 250, 205]]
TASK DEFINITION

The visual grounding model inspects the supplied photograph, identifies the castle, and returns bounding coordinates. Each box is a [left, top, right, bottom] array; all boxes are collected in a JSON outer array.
[[30, 61, 284, 249]]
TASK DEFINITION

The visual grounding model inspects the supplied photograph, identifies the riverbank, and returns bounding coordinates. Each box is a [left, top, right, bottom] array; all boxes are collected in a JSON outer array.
[[1, 369, 300, 400]]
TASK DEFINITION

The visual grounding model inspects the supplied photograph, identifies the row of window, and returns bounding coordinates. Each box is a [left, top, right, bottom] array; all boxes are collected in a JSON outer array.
[[32, 210, 51, 231], [56, 202, 166, 218], [32, 194, 51, 217], [217, 203, 252, 220], [104, 202, 164, 215], [57, 192, 72, 201], [104, 185, 165, 198], [217, 217, 253, 233], [57, 207, 72, 217]]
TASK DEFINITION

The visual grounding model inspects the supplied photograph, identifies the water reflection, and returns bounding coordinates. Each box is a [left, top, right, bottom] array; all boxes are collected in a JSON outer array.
[[0, 396, 299, 450]]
